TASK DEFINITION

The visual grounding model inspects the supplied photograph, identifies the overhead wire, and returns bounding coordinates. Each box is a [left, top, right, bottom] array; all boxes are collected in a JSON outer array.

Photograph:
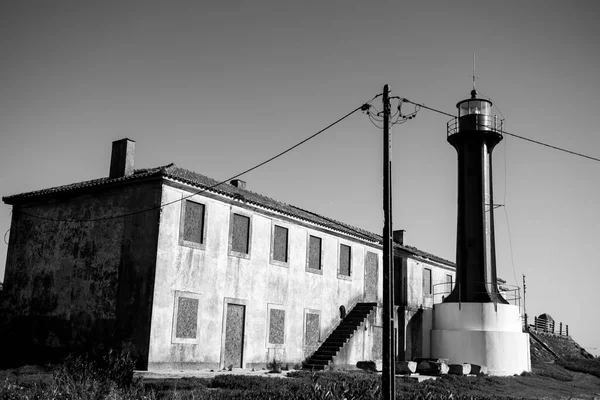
[[18, 97, 377, 223], [401, 99, 600, 163]]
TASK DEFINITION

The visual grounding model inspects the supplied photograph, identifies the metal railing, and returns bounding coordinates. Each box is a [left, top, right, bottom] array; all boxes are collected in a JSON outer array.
[[447, 114, 505, 137], [529, 317, 570, 337], [432, 281, 521, 307]]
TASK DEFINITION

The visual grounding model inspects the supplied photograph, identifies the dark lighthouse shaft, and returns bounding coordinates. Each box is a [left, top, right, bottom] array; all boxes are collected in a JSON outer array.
[[444, 88, 508, 304]]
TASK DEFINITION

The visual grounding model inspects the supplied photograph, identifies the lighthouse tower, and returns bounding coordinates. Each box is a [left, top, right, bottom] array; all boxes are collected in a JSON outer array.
[[430, 86, 531, 375]]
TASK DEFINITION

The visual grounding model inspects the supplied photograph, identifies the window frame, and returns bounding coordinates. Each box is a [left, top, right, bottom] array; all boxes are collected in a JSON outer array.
[[423, 268, 433, 296], [303, 308, 321, 349], [446, 274, 453, 292], [171, 290, 203, 344], [305, 233, 323, 275], [270, 222, 290, 268], [337, 242, 352, 280], [266, 303, 286, 348], [179, 199, 208, 250], [228, 210, 253, 259]]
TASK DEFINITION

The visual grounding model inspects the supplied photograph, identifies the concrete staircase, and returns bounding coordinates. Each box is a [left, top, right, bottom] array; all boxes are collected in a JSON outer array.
[[303, 302, 377, 370]]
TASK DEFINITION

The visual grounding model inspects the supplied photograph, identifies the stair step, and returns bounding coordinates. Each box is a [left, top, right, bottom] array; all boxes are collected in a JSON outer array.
[[303, 364, 326, 370], [307, 359, 330, 366], [320, 345, 343, 352], [313, 350, 338, 357], [326, 335, 351, 343], [310, 355, 334, 361]]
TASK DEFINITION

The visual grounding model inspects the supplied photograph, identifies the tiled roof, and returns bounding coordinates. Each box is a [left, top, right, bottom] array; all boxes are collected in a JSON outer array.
[[3, 164, 455, 267]]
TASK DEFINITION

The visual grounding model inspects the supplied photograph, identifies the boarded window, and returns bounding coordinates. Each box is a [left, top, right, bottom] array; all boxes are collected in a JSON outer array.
[[308, 236, 322, 270], [339, 244, 351, 277], [183, 201, 205, 244], [268, 309, 285, 345], [372, 326, 383, 359], [423, 268, 432, 295], [364, 251, 378, 301], [273, 225, 288, 263], [305, 313, 320, 347], [231, 214, 250, 254], [176, 297, 199, 339]]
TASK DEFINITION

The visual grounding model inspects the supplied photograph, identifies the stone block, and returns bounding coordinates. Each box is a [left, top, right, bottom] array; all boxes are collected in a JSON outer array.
[[375, 360, 382, 372], [469, 364, 488, 375], [395, 361, 417, 375], [449, 363, 472, 375], [417, 360, 449, 375], [414, 357, 449, 365], [356, 361, 377, 372]]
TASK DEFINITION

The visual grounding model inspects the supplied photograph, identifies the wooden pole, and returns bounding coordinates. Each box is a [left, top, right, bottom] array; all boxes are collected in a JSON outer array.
[[382, 84, 395, 400]]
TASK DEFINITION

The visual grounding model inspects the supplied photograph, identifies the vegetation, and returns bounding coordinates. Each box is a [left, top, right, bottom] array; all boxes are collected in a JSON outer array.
[[557, 357, 600, 379], [2, 354, 600, 399]]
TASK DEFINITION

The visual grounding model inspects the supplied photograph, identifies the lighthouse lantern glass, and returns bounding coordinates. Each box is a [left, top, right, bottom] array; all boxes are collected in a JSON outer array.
[[458, 100, 491, 117]]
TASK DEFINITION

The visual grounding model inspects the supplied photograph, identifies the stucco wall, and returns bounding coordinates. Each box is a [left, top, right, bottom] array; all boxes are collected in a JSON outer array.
[[1, 181, 161, 365], [148, 183, 384, 369], [399, 257, 455, 361]]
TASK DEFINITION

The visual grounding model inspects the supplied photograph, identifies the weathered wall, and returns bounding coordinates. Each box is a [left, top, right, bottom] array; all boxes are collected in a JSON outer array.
[[147, 183, 384, 369], [399, 257, 455, 361], [1, 181, 161, 365]]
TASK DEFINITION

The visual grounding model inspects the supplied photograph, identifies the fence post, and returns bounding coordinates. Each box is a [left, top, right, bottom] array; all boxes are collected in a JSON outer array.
[[566, 325, 569, 336], [551, 321, 555, 334], [534, 316, 537, 331], [559, 322, 562, 336]]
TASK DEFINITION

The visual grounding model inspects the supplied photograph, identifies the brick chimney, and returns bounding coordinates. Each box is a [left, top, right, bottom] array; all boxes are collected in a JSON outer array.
[[393, 229, 405, 245], [230, 179, 246, 189], [109, 138, 135, 178]]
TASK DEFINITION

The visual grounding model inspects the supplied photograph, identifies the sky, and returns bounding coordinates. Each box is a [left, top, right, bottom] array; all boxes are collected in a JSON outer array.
[[1, 1, 599, 355]]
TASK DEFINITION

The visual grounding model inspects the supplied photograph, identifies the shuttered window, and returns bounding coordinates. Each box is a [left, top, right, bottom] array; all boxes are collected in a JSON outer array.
[[339, 244, 351, 277], [273, 225, 288, 263], [308, 235, 322, 271], [231, 214, 250, 254], [182, 200, 205, 246], [423, 268, 432, 295]]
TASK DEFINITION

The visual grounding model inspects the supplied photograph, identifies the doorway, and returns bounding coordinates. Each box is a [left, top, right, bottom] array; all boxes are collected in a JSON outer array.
[[223, 303, 246, 368]]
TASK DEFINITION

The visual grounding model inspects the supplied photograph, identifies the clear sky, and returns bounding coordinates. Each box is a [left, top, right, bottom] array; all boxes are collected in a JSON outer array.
[[1, 1, 599, 355]]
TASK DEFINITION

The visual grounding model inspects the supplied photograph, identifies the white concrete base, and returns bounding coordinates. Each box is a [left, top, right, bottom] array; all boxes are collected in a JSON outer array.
[[430, 302, 531, 376]]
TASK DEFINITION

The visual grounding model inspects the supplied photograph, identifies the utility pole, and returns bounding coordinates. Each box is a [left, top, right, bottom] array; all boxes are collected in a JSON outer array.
[[382, 84, 395, 400], [522, 274, 527, 330]]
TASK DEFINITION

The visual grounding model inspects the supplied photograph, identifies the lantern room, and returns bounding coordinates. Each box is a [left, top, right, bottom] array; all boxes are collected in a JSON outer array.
[[447, 89, 504, 140]]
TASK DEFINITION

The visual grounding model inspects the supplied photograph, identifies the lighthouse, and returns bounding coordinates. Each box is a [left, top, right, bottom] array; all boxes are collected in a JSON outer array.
[[444, 87, 506, 304], [430, 86, 531, 375]]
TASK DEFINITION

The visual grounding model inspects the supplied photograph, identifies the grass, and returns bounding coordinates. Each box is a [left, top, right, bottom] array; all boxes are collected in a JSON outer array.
[[2, 355, 600, 399]]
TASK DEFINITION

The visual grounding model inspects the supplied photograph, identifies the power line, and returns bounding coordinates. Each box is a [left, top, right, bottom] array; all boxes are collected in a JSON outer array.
[[18, 99, 374, 223], [402, 98, 600, 163]]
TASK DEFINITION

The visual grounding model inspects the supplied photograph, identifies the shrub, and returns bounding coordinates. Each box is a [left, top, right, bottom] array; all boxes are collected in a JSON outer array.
[[266, 358, 283, 373]]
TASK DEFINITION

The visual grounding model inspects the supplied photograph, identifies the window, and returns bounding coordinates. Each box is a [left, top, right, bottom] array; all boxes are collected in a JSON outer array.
[[338, 244, 351, 278], [423, 268, 432, 296], [304, 310, 320, 348], [180, 200, 206, 248], [176, 297, 199, 338], [446, 274, 453, 292], [364, 251, 379, 301], [267, 307, 285, 346], [307, 235, 322, 272], [230, 213, 251, 256], [171, 291, 202, 344], [271, 225, 289, 265]]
